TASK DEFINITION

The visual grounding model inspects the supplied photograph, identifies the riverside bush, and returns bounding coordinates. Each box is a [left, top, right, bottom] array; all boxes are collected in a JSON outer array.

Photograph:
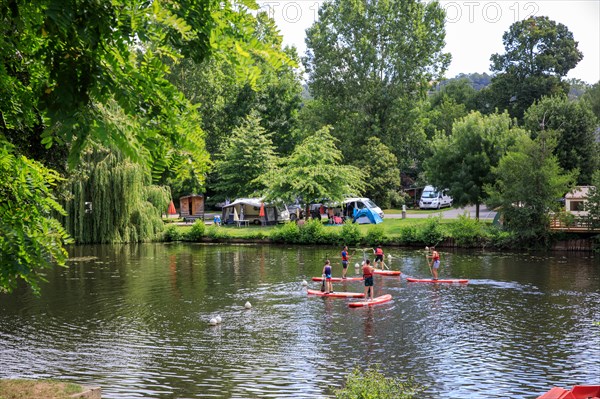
[[205, 224, 228, 239], [270, 221, 301, 243], [447, 214, 484, 247], [339, 220, 362, 245], [299, 219, 328, 244], [364, 225, 387, 246], [163, 225, 183, 241], [335, 366, 425, 399], [186, 220, 206, 241], [417, 216, 446, 246]]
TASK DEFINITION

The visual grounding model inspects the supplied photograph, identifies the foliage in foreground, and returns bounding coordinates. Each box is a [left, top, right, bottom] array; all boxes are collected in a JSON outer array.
[[0, 141, 73, 295], [334, 366, 425, 399]]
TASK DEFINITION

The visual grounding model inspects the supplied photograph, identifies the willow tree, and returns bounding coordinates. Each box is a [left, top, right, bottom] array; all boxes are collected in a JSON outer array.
[[61, 147, 170, 244]]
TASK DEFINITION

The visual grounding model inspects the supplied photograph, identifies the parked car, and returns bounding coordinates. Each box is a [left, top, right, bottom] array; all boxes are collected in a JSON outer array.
[[419, 185, 453, 209]]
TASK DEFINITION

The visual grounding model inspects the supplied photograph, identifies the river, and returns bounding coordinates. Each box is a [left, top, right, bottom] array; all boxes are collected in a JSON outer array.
[[1, 243, 598, 398]]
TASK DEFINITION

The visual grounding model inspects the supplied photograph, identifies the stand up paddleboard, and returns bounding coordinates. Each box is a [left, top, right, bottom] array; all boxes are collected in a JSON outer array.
[[373, 270, 401, 276], [307, 289, 365, 298], [311, 277, 363, 282], [406, 278, 468, 284], [348, 294, 392, 307]]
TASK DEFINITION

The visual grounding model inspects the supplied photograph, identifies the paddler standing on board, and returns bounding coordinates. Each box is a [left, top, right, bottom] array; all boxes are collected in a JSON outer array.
[[373, 245, 384, 269], [341, 246, 351, 279], [322, 260, 334, 294], [426, 246, 441, 280], [362, 259, 374, 301]]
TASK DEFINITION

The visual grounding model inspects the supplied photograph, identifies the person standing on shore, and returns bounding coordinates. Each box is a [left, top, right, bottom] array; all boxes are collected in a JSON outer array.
[[426, 247, 441, 280], [362, 259, 374, 300]]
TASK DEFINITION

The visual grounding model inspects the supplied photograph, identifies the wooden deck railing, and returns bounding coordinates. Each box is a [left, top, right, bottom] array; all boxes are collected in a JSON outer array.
[[549, 216, 600, 232]]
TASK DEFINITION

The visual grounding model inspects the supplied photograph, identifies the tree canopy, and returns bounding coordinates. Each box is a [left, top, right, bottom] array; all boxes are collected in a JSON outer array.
[[486, 131, 577, 240], [303, 0, 450, 173], [424, 111, 526, 219], [264, 126, 365, 210], [523, 95, 599, 184], [484, 16, 583, 120]]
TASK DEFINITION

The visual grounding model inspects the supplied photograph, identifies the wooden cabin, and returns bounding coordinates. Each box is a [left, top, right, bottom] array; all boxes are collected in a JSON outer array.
[[565, 186, 592, 216], [179, 194, 205, 222]]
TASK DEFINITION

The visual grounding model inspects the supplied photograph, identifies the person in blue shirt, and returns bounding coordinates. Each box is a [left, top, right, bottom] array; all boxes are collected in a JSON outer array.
[[322, 260, 333, 294]]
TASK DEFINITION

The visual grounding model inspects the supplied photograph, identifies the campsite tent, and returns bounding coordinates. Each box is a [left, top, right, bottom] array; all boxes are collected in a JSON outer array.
[[221, 198, 290, 225], [353, 208, 383, 224]]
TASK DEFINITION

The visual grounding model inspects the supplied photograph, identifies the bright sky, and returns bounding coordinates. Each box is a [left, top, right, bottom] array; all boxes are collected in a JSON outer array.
[[257, 0, 600, 84]]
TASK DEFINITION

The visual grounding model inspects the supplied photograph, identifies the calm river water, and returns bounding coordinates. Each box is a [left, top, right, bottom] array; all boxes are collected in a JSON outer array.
[[0, 243, 599, 398]]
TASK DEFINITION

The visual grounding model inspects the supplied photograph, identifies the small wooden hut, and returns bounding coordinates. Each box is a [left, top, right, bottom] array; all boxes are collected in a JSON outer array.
[[179, 194, 205, 222]]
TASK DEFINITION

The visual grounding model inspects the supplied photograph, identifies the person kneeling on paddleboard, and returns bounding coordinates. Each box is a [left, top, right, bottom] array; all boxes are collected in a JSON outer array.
[[323, 260, 333, 294], [362, 259, 374, 301], [426, 247, 441, 280]]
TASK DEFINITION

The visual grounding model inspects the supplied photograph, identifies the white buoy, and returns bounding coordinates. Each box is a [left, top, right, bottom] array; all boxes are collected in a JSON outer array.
[[387, 254, 392, 259], [244, 301, 252, 309], [301, 280, 308, 286], [354, 262, 360, 268], [215, 315, 222, 324], [425, 246, 429, 251], [209, 318, 217, 326]]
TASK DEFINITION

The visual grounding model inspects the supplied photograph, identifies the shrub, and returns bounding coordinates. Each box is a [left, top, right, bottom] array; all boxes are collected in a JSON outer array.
[[447, 213, 484, 247], [205, 224, 228, 239], [163, 225, 183, 242], [335, 366, 425, 399], [339, 220, 362, 245], [398, 225, 419, 244], [417, 216, 446, 246], [364, 225, 387, 246], [299, 219, 327, 244], [270, 221, 301, 243], [185, 220, 206, 241]]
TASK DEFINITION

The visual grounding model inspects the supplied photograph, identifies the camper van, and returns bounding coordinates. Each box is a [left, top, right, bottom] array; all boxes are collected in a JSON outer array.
[[221, 198, 290, 225], [419, 186, 453, 209]]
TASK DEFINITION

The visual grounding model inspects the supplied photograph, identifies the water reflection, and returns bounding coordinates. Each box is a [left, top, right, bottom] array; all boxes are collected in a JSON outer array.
[[0, 244, 598, 398]]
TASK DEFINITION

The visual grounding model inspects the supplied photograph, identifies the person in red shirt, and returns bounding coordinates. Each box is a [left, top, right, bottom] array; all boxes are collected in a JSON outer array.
[[426, 247, 441, 280], [341, 246, 351, 279], [373, 245, 384, 269], [362, 259, 374, 300]]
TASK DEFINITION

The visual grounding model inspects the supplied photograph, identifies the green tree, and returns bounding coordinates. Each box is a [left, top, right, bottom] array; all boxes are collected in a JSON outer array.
[[523, 95, 599, 184], [424, 111, 526, 219], [264, 126, 365, 215], [484, 16, 583, 120], [486, 131, 577, 242], [354, 137, 401, 208], [60, 146, 170, 244], [303, 0, 450, 173], [581, 81, 600, 119], [584, 171, 600, 229], [0, 140, 73, 294], [213, 112, 278, 200]]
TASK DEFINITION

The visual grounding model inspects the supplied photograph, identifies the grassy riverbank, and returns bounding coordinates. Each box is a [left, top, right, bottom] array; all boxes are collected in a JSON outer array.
[[163, 215, 517, 249], [0, 379, 83, 399]]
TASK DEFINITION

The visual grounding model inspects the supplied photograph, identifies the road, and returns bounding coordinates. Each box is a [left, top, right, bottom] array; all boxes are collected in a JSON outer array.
[[385, 205, 497, 220]]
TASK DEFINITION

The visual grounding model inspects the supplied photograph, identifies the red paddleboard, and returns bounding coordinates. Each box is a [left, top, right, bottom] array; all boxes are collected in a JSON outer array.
[[348, 294, 392, 307], [373, 269, 401, 276], [406, 278, 468, 284], [311, 277, 363, 282], [307, 289, 365, 298]]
